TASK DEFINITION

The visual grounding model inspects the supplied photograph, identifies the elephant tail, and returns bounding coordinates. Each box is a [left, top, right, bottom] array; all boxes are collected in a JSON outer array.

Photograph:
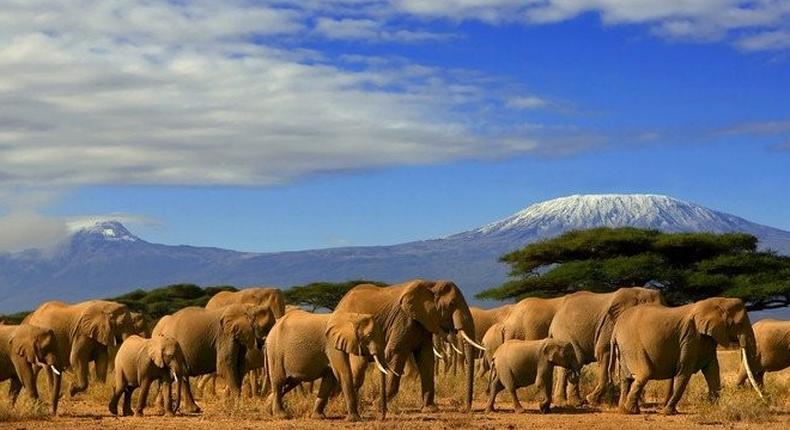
[[608, 334, 620, 385]]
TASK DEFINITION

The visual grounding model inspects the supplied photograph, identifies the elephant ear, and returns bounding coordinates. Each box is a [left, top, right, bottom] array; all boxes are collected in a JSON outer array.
[[400, 283, 443, 334], [10, 331, 37, 363], [325, 316, 362, 356], [694, 304, 730, 347], [147, 337, 166, 368], [594, 289, 642, 348], [75, 306, 114, 346], [542, 341, 565, 366]]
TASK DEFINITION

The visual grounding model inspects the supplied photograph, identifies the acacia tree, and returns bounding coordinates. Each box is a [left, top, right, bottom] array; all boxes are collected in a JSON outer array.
[[476, 227, 790, 311], [284, 280, 388, 312]]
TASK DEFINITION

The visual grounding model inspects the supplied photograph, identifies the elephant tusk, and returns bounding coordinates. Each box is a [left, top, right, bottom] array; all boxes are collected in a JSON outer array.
[[450, 343, 463, 355], [460, 330, 486, 351], [432, 347, 445, 360], [741, 348, 765, 400], [51, 365, 61, 376], [387, 366, 401, 377], [373, 355, 389, 376], [171, 370, 177, 381]]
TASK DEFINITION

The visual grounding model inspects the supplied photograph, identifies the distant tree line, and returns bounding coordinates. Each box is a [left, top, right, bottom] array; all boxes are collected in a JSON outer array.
[[477, 227, 790, 311], [0, 280, 387, 325]]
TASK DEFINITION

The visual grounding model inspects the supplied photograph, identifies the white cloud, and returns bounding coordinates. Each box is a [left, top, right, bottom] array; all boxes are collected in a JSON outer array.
[[507, 96, 548, 109], [0, 0, 573, 189], [0, 211, 70, 253], [314, 17, 452, 42]]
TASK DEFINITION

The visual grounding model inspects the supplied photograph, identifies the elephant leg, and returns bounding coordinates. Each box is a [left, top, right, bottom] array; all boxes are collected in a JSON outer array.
[[162, 380, 174, 416], [485, 375, 503, 412], [415, 346, 438, 412], [511, 385, 525, 414], [349, 355, 369, 391], [734, 365, 747, 387], [618, 376, 633, 410], [181, 377, 202, 413], [94, 349, 109, 383], [247, 369, 258, 398], [109, 382, 124, 415], [554, 367, 568, 404], [9, 378, 22, 404], [69, 357, 90, 396], [661, 379, 674, 407], [312, 371, 337, 419], [587, 351, 611, 405], [701, 359, 721, 403], [328, 349, 360, 422], [662, 374, 691, 415], [537, 374, 553, 414], [135, 379, 152, 416], [271, 378, 299, 419], [382, 353, 407, 400], [122, 387, 135, 416], [623, 376, 648, 414]]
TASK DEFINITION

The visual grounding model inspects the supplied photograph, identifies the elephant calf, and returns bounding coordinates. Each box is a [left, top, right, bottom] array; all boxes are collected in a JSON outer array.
[[109, 335, 188, 417], [736, 318, 790, 387], [486, 338, 580, 414], [266, 310, 392, 421], [0, 324, 63, 414]]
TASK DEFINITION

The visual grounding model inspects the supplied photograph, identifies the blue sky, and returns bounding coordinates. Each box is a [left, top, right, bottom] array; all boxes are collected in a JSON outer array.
[[0, 1, 788, 252]]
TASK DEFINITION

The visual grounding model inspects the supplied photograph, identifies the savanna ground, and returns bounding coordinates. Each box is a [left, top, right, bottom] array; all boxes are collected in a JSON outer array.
[[2, 350, 789, 430]]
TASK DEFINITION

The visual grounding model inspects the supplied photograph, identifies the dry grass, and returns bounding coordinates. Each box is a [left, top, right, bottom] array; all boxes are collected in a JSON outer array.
[[1, 350, 788, 429]]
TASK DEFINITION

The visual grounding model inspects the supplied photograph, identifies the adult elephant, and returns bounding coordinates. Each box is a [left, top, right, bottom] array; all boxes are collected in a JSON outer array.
[[206, 287, 286, 318], [266, 310, 391, 420], [151, 304, 260, 413], [23, 300, 133, 397], [735, 318, 790, 387], [0, 324, 64, 414], [548, 287, 664, 406], [613, 297, 763, 414], [470, 305, 514, 342], [335, 279, 483, 412]]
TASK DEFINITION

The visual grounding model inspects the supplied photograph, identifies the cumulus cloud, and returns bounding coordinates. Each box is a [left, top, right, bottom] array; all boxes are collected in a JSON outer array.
[[0, 211, 70, 253]]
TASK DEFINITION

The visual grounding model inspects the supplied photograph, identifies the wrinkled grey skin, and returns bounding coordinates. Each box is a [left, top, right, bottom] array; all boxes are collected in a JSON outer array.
[[548, 287, 664, 406], [486, 338, 581, 414]]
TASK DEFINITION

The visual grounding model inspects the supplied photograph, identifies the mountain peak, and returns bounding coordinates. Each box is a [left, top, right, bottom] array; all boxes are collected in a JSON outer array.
[[460, 193, 754, 238], [70, 220, 139, 242]]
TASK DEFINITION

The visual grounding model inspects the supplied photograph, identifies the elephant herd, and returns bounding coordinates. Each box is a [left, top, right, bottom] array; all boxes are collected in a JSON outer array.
[[0, 281, 788, 422]]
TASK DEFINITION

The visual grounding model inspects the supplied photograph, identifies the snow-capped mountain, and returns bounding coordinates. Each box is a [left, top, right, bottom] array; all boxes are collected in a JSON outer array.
[[1, 194, 788, 312]]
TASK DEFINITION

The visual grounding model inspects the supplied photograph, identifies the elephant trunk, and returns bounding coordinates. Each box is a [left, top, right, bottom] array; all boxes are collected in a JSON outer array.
[[451, 310, 477, 412], [51, 370, 61, 415], [379, 365, 387, 420]]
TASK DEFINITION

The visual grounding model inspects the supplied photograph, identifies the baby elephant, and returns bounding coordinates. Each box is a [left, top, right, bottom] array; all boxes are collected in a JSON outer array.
[[109, 335, 188, 416], [486, 338, 580, 414]]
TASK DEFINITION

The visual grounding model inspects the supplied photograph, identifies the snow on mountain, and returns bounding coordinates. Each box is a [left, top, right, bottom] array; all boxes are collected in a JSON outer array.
[[462, 194, 763, 238], [69, 220, 140, 242], [1, 193, 788, 313]]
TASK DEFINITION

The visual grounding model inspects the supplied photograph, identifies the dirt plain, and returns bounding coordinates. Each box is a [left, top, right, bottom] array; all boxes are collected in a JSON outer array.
[[2, 350, 788, 430]]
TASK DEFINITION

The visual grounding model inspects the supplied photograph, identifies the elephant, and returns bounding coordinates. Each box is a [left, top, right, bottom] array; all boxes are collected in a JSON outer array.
[[548, 287, 664, 405], [206, 287, 286, 318], [334, 279, 484, 412], [151, 303, 266, 413], [734, 319, 790, 387], [266, 309, 391, 421], [0, 324, 64, 414], [477, 297, 565, 378], [129, 312, 147, 337], [486, 338, 581, 414], [470, 304, 514, 343], [612, 297, 763, 415], [109, 334, 188, 417], [23, 299, 134, 400]]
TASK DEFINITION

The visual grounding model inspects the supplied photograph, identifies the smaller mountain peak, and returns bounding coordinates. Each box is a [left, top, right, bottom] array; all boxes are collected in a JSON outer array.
[[69, 219, 139, 242]]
